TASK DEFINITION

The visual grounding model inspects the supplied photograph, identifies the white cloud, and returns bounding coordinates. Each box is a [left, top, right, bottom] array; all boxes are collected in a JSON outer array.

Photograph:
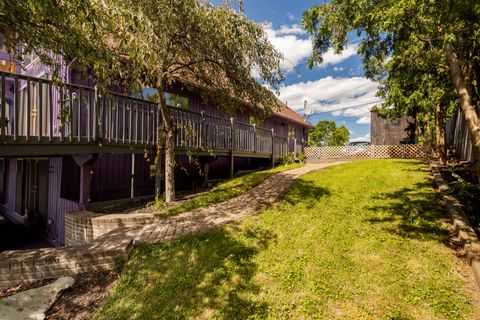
[[286, 12, 296, 21], [350, 133, 371, 142], [264, 23, 311, 72], [263, 23, 359, 73], [333, 66, 344, 72], [277, 76, 382, 121], [316, 45, 358, 68], [277, 24, 307, 35], [356, 116, 371, 124]]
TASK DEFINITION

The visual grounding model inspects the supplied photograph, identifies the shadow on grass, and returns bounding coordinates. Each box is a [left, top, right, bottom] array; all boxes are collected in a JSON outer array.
[[96, 224, 277, 319], [282, 179, 331, 209], [158, 169, 284, 217], [366, 180, 449, 243]]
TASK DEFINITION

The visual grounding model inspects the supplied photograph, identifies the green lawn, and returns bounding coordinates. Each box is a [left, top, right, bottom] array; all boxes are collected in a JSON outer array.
[[156, 163, 304, 217], [96, 160, 477, 319]]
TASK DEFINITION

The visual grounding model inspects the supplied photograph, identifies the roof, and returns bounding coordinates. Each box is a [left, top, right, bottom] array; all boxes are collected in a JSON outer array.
[[273, 100, 314, 129]]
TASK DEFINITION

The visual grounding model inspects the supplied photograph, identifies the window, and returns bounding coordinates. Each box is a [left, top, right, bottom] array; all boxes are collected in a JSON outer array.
[[15, 160, 26, 215], [0, 159, 7, 204], [60, 156, 81, 202], [165, 92, 189, 110], [22, 50, 39, 67]]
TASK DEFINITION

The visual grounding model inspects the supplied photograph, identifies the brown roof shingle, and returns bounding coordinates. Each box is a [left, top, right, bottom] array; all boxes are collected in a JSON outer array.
[[273, 100, 314, 128]]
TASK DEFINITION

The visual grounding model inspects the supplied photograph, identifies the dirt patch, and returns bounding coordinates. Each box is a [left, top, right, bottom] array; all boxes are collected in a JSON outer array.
[[45, 271, 118, 320]]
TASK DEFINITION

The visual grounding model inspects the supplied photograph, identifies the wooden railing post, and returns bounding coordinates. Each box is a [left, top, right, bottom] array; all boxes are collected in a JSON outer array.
[[93, 85, 98, 142], [13, 75, 19, 141], [201, 111, 206, 149], [230, 117, 235, 179]]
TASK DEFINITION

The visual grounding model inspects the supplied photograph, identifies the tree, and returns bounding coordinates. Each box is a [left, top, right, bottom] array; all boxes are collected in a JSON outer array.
[[2, 0, 283, 203], [0, 0, 149, 89], [132, 0, 283, 203], [303, 0, 480, 174], [309, 120, 350, 146], [371, 36, 458, 163]]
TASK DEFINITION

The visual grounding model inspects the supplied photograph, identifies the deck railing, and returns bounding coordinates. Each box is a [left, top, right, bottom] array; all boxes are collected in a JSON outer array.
[[0, 71, 292, 159]]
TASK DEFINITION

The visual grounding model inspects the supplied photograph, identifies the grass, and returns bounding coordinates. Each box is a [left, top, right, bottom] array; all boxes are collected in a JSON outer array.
[[156, 163, 304, 217], [96, 160, 478, 320]]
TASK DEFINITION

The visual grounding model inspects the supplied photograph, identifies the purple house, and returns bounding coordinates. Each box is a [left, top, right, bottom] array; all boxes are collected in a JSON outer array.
[[0, 40, 313, 247]]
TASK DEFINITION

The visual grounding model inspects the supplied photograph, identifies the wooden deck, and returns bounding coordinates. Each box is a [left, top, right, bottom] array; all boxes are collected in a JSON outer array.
[[0, 71, 296, 158]]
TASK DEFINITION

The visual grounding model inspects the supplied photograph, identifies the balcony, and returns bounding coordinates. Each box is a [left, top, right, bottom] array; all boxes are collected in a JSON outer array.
[[0, 71, 294, 159]]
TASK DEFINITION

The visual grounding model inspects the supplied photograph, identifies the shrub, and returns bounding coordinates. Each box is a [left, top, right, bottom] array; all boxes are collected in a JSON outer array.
[[296, 152, 306, 163], [278, 153, 295, 166]]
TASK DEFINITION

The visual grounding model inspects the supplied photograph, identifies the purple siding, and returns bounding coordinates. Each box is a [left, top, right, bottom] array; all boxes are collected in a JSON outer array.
[[90, 154, 155, 203], [188, 93, 249, 123], [48, 158, 79, 245]]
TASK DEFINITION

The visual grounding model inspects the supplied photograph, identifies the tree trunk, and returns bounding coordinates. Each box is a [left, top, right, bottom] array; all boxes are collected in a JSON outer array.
[[444, 43, 480, 176], [435, 102, 446, 164], [157, 88, 176, 203]]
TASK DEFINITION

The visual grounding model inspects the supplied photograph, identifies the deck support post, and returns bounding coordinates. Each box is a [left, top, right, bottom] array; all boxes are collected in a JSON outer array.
[[294, 137, 297, 159], [271, 128, 275, 168], [203, 162, 210, 185], [79, 163, 92, 209], [230, 117, 235, 179], [131, 153, 135, 199]]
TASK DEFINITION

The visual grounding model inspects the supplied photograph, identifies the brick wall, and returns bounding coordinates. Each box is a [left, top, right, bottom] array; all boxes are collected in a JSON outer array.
[[65, 211, 156, 246], [0, 226, 136, 288]]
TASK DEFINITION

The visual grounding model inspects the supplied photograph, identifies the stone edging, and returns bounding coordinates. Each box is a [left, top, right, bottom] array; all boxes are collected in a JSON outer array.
[[430, 163, 480, 287]]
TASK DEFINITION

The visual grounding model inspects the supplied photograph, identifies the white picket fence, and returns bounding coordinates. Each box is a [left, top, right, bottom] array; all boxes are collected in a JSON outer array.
[[304, 144, 426, 160]]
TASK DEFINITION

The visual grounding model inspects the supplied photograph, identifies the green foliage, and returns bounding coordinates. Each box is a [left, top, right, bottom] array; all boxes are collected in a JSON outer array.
[[2, 0, 285, 202], [446, 182, 480, 207], [302, 0, 480, 150], [96, 160, 477, 319], [278, 153, 295, 166], [0, 0, 150, 90], [446, 181, 480, 226], [296, 152, 306, 163], [308, 120, 350, 146]]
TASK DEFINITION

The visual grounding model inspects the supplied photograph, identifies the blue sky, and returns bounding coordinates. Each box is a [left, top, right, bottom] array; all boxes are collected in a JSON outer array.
[[210, 0, 380, 142]]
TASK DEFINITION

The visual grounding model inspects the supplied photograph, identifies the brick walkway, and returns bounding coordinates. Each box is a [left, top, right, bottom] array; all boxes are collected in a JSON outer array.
[[134, 160, 349, 244], [0, 160, 348, 288]]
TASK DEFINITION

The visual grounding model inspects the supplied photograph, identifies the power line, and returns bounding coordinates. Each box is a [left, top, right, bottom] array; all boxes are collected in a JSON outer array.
[[306, 100, 383, 117]]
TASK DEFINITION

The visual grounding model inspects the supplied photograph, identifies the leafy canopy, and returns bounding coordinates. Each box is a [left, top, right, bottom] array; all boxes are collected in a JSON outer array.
[[309, 120, 350, 146], [0, 0, 150, 90], [302, 0, 480, 154], [128, 0, 284, 117]]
